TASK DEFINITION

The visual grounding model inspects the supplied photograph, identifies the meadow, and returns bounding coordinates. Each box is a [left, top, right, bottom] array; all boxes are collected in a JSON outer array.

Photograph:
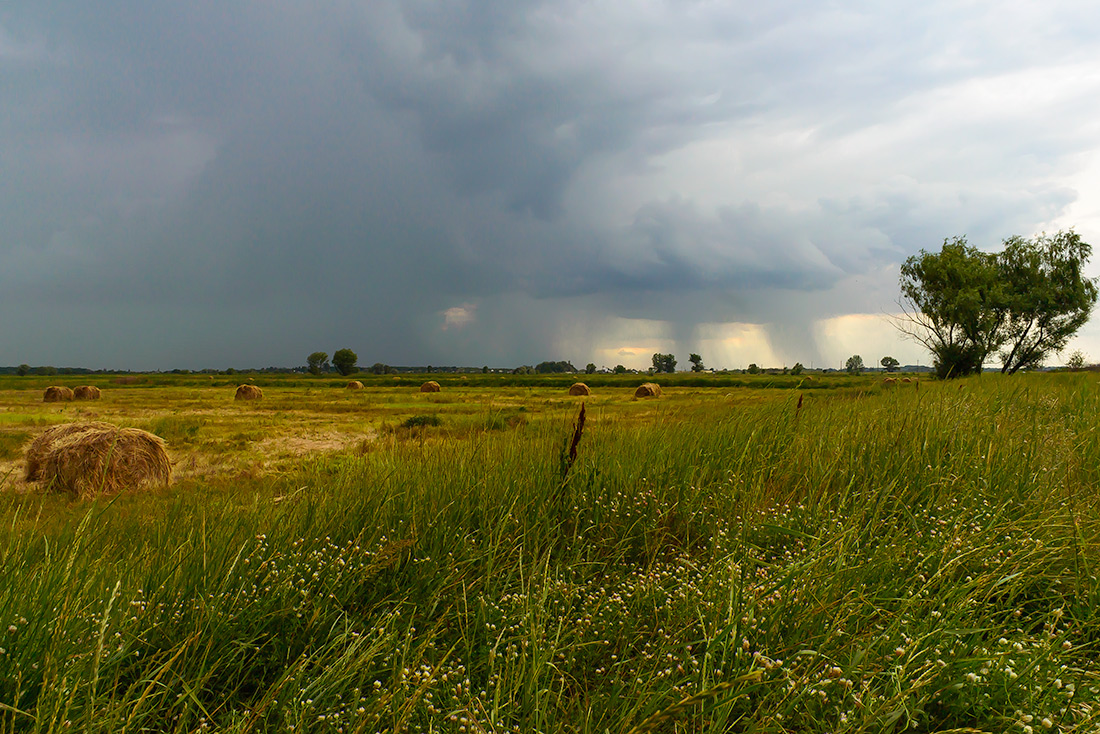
[[0, 372, 1098, 732]]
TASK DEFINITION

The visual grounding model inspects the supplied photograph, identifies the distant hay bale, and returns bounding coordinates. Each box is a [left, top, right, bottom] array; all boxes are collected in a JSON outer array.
[[346, 380, 364, 390], [420, 381, 441, 393], [568, 383, 592, 396], [73, 385, 101, 400], [24, 421, 117, 482], [634, 383, 662, 398], [28, 423, 171, 498], [901, 377, 913, 383], [235, 384, 264, 401], [882, 377, 897, 386], [43, 386, 74, 402]]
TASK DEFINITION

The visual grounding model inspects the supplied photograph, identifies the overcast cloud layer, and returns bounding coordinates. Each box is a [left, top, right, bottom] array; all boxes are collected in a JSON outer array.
[[3, 1, 1100, 370]]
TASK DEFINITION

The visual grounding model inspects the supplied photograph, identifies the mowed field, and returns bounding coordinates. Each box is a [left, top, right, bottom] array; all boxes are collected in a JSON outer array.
[[1, 372, 1099, 733]]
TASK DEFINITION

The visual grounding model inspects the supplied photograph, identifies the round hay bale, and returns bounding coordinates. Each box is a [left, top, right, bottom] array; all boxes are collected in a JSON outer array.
[[568, 382, 592, 396], [73, 385, 102, 400], [235, 384, 264, 401], [634, 382, 662, 398], [420, 381, 441, 393], [43, 386, 74, 402], [346, 380, 364, 390], [24, 421, 117, 482], [35, 424, 171, 498]]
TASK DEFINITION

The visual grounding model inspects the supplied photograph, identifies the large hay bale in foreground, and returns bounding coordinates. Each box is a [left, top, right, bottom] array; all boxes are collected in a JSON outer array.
[[73, 385, 102, 400], [634, 382, 662, 398], [346, 380, 364, 390], [420, 381, 441, 393], [24, 421, 117, 482], [568, 382, 592, 396], [235, 384, 264, 401], [43, 386, 74, 402], [35, 424, 171, 498]]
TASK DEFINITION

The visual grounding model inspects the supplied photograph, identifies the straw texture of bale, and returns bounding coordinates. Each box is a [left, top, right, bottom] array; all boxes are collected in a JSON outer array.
[[634, 383, 662, 398], [568, 383, 592, 396], [34, 424, 170, 498], [73, 385, 102, 400], [420, 381, 441, 393], [24, 421, 117, 482], [43, 386, 74, 402], [347, 381, 364, 390], [235, 384, 264, 400]]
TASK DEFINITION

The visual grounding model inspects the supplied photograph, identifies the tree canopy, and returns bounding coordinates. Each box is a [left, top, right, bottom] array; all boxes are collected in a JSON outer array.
[[689, 353, 705, 372], [651, 353, 677, 373], [898, 230, 1097, 377], [997, 231, 1098, 374], [535, 360, 576, 374], [332, 348, 358, 376], [307, 352, 329, 375], [846, 355, 864, 375]]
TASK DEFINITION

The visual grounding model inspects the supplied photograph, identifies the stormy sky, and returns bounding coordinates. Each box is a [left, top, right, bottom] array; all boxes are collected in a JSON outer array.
[[3, 2, 1100, 371]]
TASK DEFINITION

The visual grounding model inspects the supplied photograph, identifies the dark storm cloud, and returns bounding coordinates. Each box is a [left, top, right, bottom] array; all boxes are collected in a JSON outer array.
[[1, 1, 1099, 369]]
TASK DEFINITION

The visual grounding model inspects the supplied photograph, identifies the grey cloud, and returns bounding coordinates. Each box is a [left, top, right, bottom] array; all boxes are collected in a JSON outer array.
[[1, 2, 1098, 369]]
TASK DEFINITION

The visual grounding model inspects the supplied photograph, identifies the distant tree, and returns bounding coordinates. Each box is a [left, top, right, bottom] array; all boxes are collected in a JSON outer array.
[[652, 353, 677, 373], [790, 362, 804, 376], [1066, 350, 1087, 371], [332, 349, 358, 376], [34, 366, 58, 376], [16, 364, 30, 376], [881, 356, 900, 373], [482, 365, 490, 373], [613, 364, 627, 374], [689, 353, 705, 372], [512, 365, 534, 375], [746, 363, 761, 375], [535, 360, 577, 374], [307, 352, 329, 375], [846, 355, 864, 375], [369, 362, 388, 375], [585, 363, 597, 374]]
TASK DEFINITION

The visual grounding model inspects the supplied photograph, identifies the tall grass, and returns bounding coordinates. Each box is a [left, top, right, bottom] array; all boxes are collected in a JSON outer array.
[[1, 374, 1099, 732]]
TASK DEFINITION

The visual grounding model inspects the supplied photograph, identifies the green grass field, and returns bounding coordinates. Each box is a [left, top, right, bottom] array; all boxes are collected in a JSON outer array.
[[1, 372, 1098, 732]]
